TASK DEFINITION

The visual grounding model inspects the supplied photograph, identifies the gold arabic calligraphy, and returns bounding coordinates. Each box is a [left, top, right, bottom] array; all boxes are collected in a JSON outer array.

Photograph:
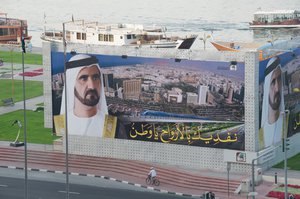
[[293, 112, 300, 130], [129, 123, 238, 145]]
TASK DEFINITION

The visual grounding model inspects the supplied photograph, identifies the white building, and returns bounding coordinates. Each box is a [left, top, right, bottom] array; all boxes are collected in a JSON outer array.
[[198, 85, 208, 105], [186, 92, 198, 105], [167, 88, 183, 103]]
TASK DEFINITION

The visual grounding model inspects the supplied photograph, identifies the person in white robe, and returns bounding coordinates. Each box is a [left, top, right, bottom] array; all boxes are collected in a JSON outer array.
[[259, 56, 285, 149], [60, 54, 108, 137]]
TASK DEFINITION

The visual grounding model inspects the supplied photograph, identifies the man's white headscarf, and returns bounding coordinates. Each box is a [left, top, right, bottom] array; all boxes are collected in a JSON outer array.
[[260, 56, 284, 147], [60, 54, 108, 136], [261, 56, 284, 126]]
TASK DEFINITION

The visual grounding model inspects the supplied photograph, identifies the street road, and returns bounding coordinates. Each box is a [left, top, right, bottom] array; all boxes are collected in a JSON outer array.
[[0, 168, 187, 199]]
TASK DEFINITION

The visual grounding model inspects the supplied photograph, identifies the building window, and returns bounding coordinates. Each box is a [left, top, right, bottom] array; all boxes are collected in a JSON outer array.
[[109, 34, 114, 42], [0, 28, 8, 36], [76, 32, 81, 40], [98, 34, 114, 42], [104, 34, 109, 41], [98, 34, 104, 41], [82, 33, 86, 40], [10, 28, 15, 35], [127, 35, 132, 39]]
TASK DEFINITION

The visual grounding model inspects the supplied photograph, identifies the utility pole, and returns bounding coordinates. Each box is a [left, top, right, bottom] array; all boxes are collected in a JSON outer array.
[[63, 18, 76, 199], [21, 20, 28, 199], [282, 110, 290, 199], [62, 21, 70, 199], [227, 162, 231, 199]]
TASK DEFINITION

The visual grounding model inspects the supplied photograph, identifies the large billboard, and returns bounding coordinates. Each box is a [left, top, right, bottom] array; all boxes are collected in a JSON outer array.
[[51, 52, 245, 150], [259, 48, 300, 150]]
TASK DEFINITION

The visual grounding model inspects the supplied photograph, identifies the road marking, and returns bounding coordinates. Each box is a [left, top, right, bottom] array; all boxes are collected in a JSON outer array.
[[58, 190, 80, 195], [0, 184, 8, 187]]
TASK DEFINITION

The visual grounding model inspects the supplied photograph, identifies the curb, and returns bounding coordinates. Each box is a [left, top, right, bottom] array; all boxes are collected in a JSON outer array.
[[0, 165, 201, 198], [263, 175, 300, 185]]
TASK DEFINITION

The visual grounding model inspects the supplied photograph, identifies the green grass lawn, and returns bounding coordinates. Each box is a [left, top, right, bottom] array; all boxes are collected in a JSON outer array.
[[0, 78, 57, 145], [0, 79, 43, 106], [273, 153, 300, 171], [0, 110, 60, 144], [0, 50, 42, 65]]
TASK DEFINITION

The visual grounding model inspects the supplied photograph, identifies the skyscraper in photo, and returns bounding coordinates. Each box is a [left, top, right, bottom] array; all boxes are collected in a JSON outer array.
[[198, 85, 208, 105]]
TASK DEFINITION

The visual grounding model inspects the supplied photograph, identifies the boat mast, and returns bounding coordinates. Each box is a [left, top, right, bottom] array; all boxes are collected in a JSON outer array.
[[43, 12, 47, 34]]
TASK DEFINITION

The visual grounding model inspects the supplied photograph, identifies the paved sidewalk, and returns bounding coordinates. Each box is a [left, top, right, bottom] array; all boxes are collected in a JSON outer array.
[[0, 96, 44, 115], [263, 168, 300, 185], [0, 45, 42, 54]]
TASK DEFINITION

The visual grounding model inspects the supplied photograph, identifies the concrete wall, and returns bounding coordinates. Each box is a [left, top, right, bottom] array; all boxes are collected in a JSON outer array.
[[43, 42, 53, 128]]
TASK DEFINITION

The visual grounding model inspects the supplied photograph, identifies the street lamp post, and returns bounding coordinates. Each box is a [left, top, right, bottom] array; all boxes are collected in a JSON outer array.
[[20, 20, 28, 199], [251, 158, 256, 199], [62, 19, 76, 199], [282, 110, 290, 199], [226, 162, 231, 199], [10, 120, 25, 147], [62, 18, 82, 199], [62, 21, 70, 199]]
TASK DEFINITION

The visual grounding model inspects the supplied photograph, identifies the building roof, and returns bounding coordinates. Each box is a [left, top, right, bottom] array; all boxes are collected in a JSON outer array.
[[254, 10, 299, 15]]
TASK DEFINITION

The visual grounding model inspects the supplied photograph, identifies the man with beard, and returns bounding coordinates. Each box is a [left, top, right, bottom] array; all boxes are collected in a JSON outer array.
[[259, 56, 285, 149], [60, 54, 108, 137]]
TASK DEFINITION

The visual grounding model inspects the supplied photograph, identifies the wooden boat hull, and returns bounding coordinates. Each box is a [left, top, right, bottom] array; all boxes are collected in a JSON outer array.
[[250, 11, 300, 29], [0, 14, 31, 45], [249, 24, 300, 29], [210, 41, 239, 52], [210, 41, 271, 61]]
